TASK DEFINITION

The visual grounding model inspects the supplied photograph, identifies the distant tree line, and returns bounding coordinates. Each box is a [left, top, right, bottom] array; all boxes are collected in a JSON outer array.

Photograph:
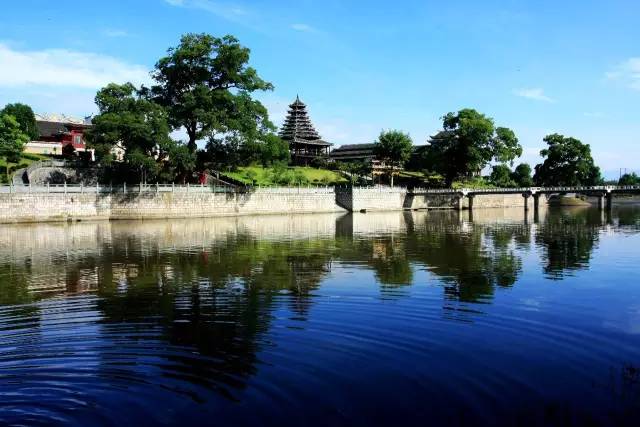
[[375, 108, 604, 188]]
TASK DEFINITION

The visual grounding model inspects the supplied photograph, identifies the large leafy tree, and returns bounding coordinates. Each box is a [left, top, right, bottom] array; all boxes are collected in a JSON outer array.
[[533, 134, 602, 186], [425, 109, 522, 185], [373, 130, 413, 186], [150, 33, 274, 153], [0, 114, 29, 163], [87, 83, 183, 182], [0, 103, 39, 141], [511, 163, 533, 187]]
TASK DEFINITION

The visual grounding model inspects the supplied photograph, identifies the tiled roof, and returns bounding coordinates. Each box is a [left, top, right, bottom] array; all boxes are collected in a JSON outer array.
[[331, 143, 376, 153]]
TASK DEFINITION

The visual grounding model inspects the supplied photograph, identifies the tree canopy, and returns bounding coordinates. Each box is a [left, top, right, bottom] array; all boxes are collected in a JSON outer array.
[[87, 82, 194, 183], [423, 109, 522, 185], [618, 173, 640, 186], [489, 164, 516, 187], [511, 163, 533, 187], [0, 103, 39, 141], [373, 130, 413, 186], [533, 134, 602, 186], [150, 33, 274, 152], [0, 114, 30, 164]]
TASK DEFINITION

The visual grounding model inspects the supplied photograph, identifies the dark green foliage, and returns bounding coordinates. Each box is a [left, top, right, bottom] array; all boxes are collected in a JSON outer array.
[[534, 134, 602, 186], [151, 33, 274, 152], [87, 83, 187, 183], [374, 130, 413, 186], [0, 114, 29, 163], [166, 143, 196, 183], [619, 173, 640, 186], [0, 103, 39, 140], [202, 133, 286, 171], [62, 143, 76, 159], [89, 83, 173, 160], [259, 134, 290, 167], [511, 163, 533, 187], [489, 164, 516, 187], [423, 109, 522, 186]]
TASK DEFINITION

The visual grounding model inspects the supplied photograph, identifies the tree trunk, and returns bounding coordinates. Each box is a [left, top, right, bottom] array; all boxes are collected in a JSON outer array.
[[187, 125, 197, 153]]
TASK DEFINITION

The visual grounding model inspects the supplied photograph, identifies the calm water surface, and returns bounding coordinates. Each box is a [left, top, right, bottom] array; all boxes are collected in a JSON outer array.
[[1, 207, 640, 426]]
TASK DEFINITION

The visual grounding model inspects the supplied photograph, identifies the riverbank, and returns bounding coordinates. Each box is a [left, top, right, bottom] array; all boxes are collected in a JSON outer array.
[[0, 186, 536, 223]]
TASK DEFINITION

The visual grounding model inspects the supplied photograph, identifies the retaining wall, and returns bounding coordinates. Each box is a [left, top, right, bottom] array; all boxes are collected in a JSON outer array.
[[0, 187, 546, 223], [0, 188, 344, 223]]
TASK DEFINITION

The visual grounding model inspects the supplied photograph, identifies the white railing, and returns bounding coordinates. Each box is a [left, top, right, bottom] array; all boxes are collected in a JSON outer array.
[[2, 183, 640, 195], [0, 183, 337, 194], [0, 183, 236, 194], [409, 185, 640, 194]]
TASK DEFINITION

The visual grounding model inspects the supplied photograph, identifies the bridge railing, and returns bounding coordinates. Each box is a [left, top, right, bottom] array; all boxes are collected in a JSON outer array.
[[409, 185, 640, 194]]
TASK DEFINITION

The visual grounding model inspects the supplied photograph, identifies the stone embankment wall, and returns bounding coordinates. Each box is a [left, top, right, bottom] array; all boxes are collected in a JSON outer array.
[[0, 187, 545, 223], [0, 188, 344, 223]]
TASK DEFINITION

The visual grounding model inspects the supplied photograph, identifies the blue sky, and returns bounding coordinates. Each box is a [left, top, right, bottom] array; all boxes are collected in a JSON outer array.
[[1, 0, 638, 177]]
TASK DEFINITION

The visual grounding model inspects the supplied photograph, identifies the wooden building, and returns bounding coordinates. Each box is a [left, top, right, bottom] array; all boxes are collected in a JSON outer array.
[[329, 143, 385, 174], [279, 96, 331, 165]]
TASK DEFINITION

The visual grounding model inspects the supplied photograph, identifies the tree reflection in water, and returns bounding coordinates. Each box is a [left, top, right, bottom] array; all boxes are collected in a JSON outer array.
[[535, 208, 602, 279], [2, 208, 640, 422]]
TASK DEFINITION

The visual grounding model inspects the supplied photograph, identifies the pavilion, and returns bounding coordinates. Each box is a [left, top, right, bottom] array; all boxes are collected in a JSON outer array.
[[279, 96, 332, 165]]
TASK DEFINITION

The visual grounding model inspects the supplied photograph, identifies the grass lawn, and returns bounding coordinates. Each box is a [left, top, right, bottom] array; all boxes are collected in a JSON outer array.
[[223, 166, 348, 186]]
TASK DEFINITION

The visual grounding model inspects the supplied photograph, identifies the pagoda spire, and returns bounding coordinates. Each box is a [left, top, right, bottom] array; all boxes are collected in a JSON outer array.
[[278, 96, 321, 141], [278, 95, 332, 165]]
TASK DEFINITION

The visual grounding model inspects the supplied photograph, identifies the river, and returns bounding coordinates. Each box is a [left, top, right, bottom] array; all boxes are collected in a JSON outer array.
[[1, 207, 640, 426]]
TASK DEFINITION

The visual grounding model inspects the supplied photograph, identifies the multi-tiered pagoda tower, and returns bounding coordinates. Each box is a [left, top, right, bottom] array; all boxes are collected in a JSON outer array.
[[279, 96, 332, 165]]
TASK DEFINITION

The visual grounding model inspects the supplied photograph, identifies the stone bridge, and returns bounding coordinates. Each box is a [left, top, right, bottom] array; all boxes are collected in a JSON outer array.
[[410, 186, 640, 211]]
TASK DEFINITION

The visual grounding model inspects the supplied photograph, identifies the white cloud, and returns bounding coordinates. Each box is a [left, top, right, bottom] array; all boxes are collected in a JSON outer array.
[[291, 23, 316, 32], [606, 57, 640, 91], [0, 43, 150, 89], [513, 88, 555, 103], [103, 29, 129, 38], [164, 0, 247, 21]]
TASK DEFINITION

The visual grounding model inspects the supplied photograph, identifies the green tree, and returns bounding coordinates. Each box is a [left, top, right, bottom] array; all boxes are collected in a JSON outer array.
[[373, 130, 413, 186], [150, 33, 274, 153], [489, 164, 516, 187], [87, 83, 180, 183], [0, 114, 30, 180], [533, 134, 602, 186], [258, 133, 290, 167], [618, 173, 640, 186], [0, 103, 39, 140], [339, 160, 372, 184], [425, 109, 522, 185], [511, 163, 533, 187], [166, 143, 196, 183]]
